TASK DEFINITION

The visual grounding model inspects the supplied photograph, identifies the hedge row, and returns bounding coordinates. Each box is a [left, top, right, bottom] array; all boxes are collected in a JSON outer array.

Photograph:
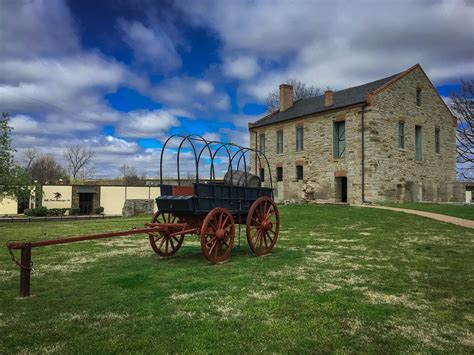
[[24, 206, 105, 217]]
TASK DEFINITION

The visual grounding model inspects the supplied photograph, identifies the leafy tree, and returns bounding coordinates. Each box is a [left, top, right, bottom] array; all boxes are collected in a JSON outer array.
[[0, 112, 32, 201], [450, 80, 474, 180], [265, 78, 323, 113]]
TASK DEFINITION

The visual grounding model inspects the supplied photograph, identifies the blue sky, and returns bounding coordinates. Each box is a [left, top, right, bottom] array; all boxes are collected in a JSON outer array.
[[1, 0, 473, 177]]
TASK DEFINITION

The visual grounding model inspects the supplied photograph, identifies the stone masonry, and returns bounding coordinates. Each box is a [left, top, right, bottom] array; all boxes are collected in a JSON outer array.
[[249, 65, 459, 204], [122, 199, 154, 217]]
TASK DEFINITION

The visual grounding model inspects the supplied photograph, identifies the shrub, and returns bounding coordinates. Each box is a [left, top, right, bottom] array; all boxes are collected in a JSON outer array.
[[24, 208, 32, 216], [94, 206, 104, 215], [31, 206, 48, 217], [47, 208, 67, 216], [69, 208, 80, 216]]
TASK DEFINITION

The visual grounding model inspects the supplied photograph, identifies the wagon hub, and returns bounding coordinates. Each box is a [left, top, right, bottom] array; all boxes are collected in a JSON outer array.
[[261, 221, 272, 232], [216, 228, 227, 240]]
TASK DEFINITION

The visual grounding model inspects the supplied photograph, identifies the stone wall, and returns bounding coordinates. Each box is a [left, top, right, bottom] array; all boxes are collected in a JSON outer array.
[[250, 105, 365, 204], [249, 66, 459, 203], [122, 199, 154, 217], [364, 66, 458, 202]]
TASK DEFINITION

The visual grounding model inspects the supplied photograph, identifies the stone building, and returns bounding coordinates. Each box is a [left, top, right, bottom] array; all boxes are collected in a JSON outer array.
[[249, 64, 463, 204]]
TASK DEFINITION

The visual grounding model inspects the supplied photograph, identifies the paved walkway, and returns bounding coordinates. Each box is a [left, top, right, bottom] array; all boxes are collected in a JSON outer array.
[[355, 204, 474, 229]]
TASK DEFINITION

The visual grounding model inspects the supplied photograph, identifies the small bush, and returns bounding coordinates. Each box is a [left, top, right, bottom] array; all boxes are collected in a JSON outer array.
[[69, 208, 80, 215], [47, 208, 67, 216], [24, 208, 32, 216], [31, 206, 48, 217], [94, 206, 104, 215]]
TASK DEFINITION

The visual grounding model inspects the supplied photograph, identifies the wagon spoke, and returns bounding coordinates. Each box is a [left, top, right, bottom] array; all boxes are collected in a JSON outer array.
[[251, 217, 261, 226], [172, 236, 181, 244], [165, 238, 169, 253], [218, 212, 224, 229], [251, 229, 259, 243], [207, 236, 217, 247], [265, 231, 274, 245], [158, 235, 166, 249], [263, 232, 268, 248], [215, 241, 221, 257], [266, 207, 275, 220], [169, 237, 175, 250], [254, 230, 262, 249], [222, 215, 230, 228], [259, 231, 265, 250], [209, 239, 218, 255], [209, 221, 218, 232]]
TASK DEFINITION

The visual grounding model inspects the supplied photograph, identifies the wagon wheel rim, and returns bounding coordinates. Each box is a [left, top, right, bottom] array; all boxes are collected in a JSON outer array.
[[246, 197, 279, 256], [148, 211, 184, 257], [200, 208, 235, 263]]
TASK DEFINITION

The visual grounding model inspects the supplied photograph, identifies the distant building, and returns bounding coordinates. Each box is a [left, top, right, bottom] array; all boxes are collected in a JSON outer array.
[[249, 64, 465, 204]]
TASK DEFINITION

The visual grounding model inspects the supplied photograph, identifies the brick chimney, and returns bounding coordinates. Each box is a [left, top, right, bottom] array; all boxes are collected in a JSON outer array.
[[279, 84, 294, 111], [324, 90, 334, 107]]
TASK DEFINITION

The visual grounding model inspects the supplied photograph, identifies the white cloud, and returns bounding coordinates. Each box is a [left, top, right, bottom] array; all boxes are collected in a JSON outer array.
[[176, 0, 474, 101], [223, 56, 260, 80], [151, 76, 230, 112], [1, 0, 156, 178], [0, 0, 80, 59], [117, 110, 180, 138], [167, 108, 195, 118], [9, 114, 40, 134], [118, 19, 182, 73], [195, 80, 214, 94]]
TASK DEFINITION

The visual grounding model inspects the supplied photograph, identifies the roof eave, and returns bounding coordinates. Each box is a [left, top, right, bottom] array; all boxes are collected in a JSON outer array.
[[250, 101, 367, 129]]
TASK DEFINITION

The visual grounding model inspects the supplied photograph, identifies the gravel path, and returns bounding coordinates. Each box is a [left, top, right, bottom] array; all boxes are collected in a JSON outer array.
[[356, 204, 474, 229]]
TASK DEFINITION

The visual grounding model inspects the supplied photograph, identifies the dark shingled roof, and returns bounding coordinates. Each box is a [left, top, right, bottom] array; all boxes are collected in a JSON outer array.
[[250, 71, 403, 128]]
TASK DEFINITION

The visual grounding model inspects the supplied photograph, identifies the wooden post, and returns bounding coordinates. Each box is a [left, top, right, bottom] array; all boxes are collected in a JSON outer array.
[[19, 244, 32, 297]]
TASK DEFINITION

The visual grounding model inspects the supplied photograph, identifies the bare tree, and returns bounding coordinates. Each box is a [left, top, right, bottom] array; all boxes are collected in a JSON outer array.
[[29, 154, 66, 184], [64, 145, 95, 180], [119, 164, 142, 185], [77, 163, 96, 181], [450, 80, 474, 180], [265, 78, 323, 113], [22, 148, 37, 171]]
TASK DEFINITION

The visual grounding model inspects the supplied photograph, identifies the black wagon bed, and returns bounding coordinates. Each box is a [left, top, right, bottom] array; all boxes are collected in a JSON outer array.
[[156, 183, 273, 214]]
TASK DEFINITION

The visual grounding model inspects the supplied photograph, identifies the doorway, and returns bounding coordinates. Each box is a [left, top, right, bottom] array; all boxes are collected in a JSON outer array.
[[341, 177, 347, 202], [335, 177, 348, 203], [17, 198, 29, 214], [79, 193, 94, 214]]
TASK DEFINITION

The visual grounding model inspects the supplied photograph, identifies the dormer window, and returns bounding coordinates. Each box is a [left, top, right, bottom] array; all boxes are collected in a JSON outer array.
[[416, 88, 421, 106]]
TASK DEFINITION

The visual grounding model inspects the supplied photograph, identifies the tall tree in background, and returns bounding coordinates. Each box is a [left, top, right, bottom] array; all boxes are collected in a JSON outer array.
[[29, 154, 66, 184], [119, 164, 143, 185], [265, 78, 323, 113], [450, 80, 474, 180], [64, 145, 95, 180], [22, 148, 37, 172], [0, 112, 32, 200]]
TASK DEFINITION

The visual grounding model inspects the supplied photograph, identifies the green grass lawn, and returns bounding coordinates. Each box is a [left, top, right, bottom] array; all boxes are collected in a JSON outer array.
[[378, 202, 474, 220], [1, 205, 473, 353]]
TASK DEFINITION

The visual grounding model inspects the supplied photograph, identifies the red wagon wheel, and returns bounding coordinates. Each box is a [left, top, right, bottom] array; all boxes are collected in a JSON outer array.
[[148, 211, 184, 257], [200, 208, 235, 263], [246, 197, 280, 256]]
